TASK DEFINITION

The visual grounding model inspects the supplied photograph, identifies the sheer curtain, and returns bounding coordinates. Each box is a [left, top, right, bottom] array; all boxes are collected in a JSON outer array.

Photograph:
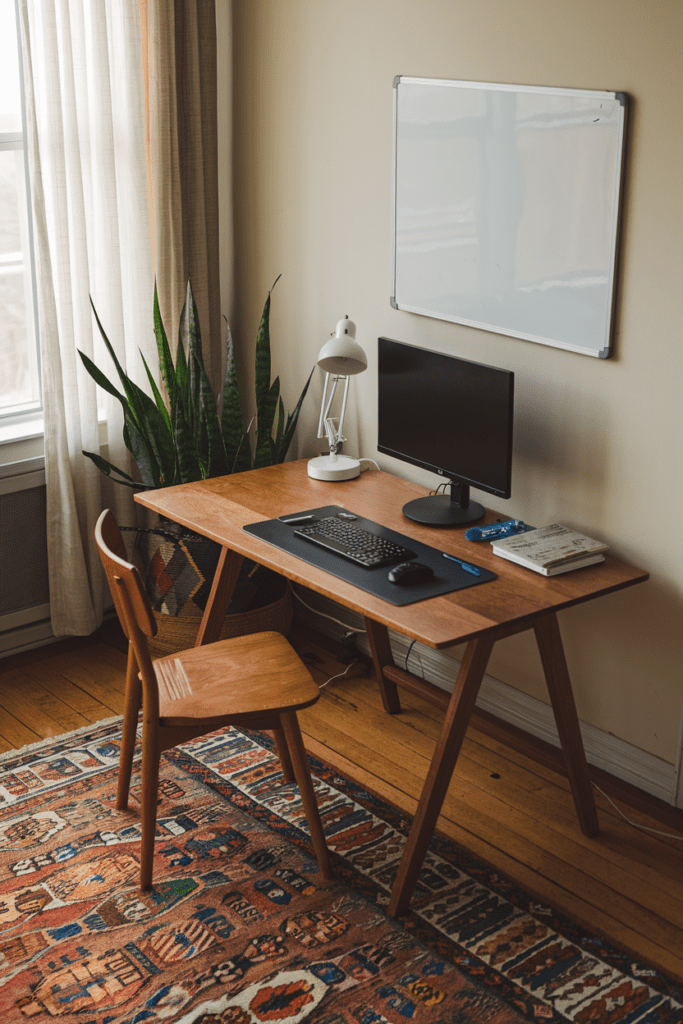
[[19, 0, 155, 635]]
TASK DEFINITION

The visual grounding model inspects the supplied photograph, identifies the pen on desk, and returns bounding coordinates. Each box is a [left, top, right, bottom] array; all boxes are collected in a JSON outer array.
[[279, 514, 316, 525], [442, 552, 481, 576]]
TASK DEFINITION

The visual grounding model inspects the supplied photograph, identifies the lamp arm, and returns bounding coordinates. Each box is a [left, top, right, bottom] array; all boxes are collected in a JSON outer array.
[[317, 373, 337, 439], [316, 374, 351, 451], [336, 375, 350, 445]]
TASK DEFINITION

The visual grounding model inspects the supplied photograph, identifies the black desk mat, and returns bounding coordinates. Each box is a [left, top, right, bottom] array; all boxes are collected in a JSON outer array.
[[242, 505, 496, 606]]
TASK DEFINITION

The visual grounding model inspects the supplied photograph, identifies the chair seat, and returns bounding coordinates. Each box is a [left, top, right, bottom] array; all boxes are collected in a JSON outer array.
[[153, 630, 320, 726]]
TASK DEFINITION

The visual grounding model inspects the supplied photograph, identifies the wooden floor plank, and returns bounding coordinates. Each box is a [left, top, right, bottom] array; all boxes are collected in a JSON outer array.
[[0, 665, 91, 733], [13, 660, 115, 723], [0, 702, 42, 749], [37, 651, 126, 713], [0, 669, 84, 740]]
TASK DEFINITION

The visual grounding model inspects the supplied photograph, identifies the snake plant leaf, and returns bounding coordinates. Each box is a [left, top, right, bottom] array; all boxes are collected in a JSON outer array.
[[180, 280, 203, 436], [229, 430, 253, 474], [122, 417, 161, 488], [221, 319, 247, 470], [254, 276, 280, 414], [192, 350, 229, 478], [153, 282, 177, 409], [122, 396, 173, 487], [141, 350, 172, 433], [172, 392, 202, 483], [79, 341, 171, 486], [253, 377, 281, 469], [81, 450, 143, 488], [78, 349, 126, 404], [174, 324, 190, 409], [278, 366, 314, 462], [273, 396, 285, 461], [89, 297, 151, 436], [114, 369, 177, 485]]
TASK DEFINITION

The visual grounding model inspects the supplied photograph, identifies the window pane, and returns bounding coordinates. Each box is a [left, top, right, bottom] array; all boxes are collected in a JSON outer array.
[[0, 148, 39, 411], [0, 2, 40, 417], [0, 5, 22, 135]]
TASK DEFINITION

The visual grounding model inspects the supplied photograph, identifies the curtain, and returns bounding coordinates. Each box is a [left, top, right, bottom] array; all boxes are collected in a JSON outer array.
[[19, 0, 155, 635], [141, 0, 222, 391]]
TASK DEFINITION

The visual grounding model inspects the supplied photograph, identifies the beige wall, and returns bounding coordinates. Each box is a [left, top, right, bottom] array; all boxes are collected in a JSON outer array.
[[227, 0, 683, 765]]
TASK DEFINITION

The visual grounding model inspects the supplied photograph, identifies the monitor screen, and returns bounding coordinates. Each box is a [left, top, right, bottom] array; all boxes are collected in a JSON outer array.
[[377, 337, 514, 526]]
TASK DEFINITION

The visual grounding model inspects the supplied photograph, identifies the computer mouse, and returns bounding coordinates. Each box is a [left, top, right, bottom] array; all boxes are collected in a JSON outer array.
[[387, 561, 435, 586]]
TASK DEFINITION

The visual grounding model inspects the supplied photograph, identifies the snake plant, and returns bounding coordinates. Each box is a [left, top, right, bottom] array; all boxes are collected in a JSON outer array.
[[79, 277, 312, 489]]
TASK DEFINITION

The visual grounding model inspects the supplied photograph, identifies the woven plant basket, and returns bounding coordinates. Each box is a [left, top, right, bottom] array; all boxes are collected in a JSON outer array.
[[132, 525, 293, 659]]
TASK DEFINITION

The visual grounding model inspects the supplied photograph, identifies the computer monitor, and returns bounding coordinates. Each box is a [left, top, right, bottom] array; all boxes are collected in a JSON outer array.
[[377, 337, 514, 526]]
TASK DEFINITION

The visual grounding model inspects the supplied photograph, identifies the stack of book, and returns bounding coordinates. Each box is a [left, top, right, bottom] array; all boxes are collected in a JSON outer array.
[[491, 524, 608, 576]]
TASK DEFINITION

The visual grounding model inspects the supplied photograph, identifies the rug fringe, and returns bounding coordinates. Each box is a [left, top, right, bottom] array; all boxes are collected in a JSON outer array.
[[0, 715, 123, 765]]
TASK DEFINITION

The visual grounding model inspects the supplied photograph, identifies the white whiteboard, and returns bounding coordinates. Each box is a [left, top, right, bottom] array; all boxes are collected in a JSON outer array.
[[391, 77, 627, 358]]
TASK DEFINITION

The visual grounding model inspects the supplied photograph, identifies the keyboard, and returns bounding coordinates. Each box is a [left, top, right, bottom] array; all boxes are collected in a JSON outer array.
[[294, 516, 416, 568]]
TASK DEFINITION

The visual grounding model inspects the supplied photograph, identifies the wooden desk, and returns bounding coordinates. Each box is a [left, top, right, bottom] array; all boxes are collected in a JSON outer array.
[[136, 460, 649, 915]]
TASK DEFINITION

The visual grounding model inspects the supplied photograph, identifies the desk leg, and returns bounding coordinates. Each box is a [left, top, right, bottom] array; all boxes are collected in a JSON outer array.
[[533, 612, 599, 837], [195, 547, 244, 646], [388, 634, 494, 917], [365, 618, 402, 714]]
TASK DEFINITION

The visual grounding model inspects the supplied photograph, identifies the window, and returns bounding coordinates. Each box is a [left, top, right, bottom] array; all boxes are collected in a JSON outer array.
[[0, 2, 40, 420]]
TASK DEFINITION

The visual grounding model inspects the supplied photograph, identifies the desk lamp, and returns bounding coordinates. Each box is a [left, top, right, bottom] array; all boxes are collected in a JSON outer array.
[[307, 316, 367, 481]]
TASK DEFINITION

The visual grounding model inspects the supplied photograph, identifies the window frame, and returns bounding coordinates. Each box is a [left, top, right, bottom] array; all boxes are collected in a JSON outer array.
[[0, 0, 42, 431]]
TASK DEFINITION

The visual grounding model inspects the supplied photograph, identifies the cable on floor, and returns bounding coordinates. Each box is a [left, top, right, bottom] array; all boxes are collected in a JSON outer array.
[[592, 783, 683, 841], [319, 661, 360, 689]]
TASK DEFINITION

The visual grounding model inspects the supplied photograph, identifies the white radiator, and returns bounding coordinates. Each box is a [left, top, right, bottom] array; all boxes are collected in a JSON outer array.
[[0, 459, 52, 654]]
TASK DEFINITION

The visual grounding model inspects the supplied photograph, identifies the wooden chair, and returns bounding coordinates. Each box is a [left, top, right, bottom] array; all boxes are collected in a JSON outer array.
[[95, 508, 332, 889]]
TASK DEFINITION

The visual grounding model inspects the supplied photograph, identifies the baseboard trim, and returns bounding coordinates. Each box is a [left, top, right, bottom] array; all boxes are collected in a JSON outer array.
[[292, 586, 677, 806], [0, 618, 55, 658]]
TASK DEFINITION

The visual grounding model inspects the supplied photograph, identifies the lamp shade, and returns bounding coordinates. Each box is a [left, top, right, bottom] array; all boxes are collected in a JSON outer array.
[[316, 317, 367, 375]]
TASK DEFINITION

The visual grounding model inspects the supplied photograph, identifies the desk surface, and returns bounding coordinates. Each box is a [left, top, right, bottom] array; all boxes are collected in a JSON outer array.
[[135, 461, 648, 651]]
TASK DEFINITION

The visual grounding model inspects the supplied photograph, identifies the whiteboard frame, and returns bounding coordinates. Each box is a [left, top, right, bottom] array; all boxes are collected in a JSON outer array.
[[391, 77, 628, 358]]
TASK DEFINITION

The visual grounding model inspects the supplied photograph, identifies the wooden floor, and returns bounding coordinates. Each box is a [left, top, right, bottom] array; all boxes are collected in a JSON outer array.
[[2, 617, 683, 982]]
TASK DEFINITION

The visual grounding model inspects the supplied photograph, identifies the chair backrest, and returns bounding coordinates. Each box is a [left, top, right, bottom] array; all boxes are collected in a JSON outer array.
[[95, 509, 157, 641]]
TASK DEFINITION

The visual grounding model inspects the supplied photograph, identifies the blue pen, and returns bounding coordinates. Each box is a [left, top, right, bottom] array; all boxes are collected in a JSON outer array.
[[442, 552, 481, 576]]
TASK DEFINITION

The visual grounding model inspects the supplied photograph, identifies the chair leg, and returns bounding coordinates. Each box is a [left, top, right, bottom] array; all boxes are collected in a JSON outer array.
[[139, 720, 160, 890], [280, 711, 332, 880], [117, 644, 142, 811], [272, 725, 295, 782]]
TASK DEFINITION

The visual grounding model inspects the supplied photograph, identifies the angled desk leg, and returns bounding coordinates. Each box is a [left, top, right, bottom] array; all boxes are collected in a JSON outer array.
[[534, 611, 599, 837], [195, 547, 244, 646], [365, 617, 402, 714], [388, 633, 495, 917]]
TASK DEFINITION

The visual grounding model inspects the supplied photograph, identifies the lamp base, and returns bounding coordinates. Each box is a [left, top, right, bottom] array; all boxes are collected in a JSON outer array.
[[307, 455, 361, 481]]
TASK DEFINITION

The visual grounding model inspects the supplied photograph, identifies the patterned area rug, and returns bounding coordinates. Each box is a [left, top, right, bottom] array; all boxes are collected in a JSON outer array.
[[0, 722, 681, 1024]]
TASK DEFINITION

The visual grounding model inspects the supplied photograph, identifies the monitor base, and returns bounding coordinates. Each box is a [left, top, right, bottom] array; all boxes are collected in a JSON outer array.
[[402, 494, 485, 526]]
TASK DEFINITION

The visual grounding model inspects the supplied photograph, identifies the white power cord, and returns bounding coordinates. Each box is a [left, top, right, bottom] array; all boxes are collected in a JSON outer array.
[[593, 783, 683, 840], [319, 661, 360, 689]]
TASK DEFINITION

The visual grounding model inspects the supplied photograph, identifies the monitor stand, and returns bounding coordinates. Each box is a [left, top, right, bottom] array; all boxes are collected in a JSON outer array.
[[402, 482, 485, 527]]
